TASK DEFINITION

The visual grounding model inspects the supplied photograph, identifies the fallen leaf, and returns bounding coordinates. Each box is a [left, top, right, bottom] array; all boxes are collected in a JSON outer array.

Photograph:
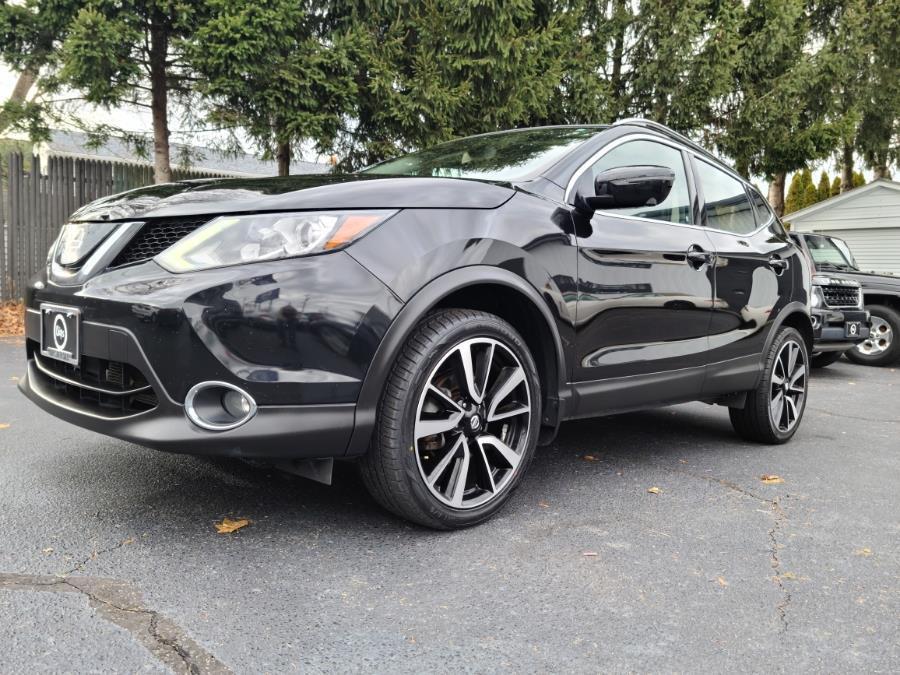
[[538, 500, 550, 508], [583, 454, 599, 462], [716, 576, 728, 587], [647, 486, 661, 494], [41, 547, 53, 555], [122, 537, 135, 546], [780, 571, 797, 580], [854, 548, 873, 557], [0, 423, 9, 430], [582, 551, 599, 557], [760, 474, 784, 484], [215, 517, 250, 534], [679, 459, 688, 464]]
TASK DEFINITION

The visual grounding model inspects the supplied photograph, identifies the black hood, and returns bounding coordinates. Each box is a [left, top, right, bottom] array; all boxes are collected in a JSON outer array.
[[69, 174, 516, 222]]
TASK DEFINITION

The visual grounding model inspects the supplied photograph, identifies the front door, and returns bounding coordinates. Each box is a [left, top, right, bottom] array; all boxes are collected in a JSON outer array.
[[572, 138, 717, 416]]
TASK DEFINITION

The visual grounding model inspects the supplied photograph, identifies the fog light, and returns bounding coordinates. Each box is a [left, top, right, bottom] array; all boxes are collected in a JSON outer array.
[[185, 381, 257, 431], [222, 390, 251, 418]]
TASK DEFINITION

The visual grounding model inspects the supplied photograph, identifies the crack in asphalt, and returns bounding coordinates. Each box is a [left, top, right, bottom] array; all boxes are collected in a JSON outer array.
[[0, 573, 231, 674], [682, 471, 793, 634], [64, 537, 135, 575]]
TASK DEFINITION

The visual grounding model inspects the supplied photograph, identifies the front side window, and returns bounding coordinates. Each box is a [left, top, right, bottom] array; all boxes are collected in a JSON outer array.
[[587, 140, 692, 224], [696, 160, 757, 234]]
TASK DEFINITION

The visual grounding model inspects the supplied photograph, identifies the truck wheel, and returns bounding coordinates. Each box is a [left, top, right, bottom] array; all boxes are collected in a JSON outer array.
[[810, 352, 843, 369], [847, 305, 900, 367], [359, 309, 541, 529], [730, 326, 808, 444]]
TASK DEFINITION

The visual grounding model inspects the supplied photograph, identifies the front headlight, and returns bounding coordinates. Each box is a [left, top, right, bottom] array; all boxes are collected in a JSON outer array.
[[810, 285, 825, 308], [55, 221, 119, 266], [155, 210, 397, 273]]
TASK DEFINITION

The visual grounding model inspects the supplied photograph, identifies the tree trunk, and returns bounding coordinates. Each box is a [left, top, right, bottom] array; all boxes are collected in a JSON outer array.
[[872, 153, 890, 180], [768, 172, 786, 218], [149, 18, 172, 184], [0, 67, 38, 133], [609, 0, 627, 119], [276, 140, 291, 176], [840, 142, 854, 193]]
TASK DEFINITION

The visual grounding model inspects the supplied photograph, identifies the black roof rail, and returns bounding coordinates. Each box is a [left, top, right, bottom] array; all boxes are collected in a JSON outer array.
[[611, 117, 740, 178]]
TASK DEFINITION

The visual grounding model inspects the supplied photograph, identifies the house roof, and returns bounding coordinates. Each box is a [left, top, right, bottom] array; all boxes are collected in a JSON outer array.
[[37, 130, 329, 177], [784, 178, 900, 222]]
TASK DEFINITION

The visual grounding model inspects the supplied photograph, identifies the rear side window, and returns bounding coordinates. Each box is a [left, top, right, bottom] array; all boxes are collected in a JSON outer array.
[[749, 189, 774, 225], [696, 160, 757, 234], [587, 140, 692, 224]]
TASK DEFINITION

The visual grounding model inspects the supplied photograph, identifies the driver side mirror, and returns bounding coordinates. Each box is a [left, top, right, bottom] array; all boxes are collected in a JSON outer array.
[[583, 165, 675, 212]]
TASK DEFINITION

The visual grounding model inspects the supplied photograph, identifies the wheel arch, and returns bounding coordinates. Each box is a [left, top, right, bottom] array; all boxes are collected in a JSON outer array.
[[751, 303, 813, 389], [863, 293, 900, 312], [345, 266, 569, 456]]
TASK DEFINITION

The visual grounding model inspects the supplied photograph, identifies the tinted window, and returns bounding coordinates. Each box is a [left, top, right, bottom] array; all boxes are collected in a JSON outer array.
[[361, 127, 600, 181], [696, 160, 757, 234], [587, 140, 692, 224]]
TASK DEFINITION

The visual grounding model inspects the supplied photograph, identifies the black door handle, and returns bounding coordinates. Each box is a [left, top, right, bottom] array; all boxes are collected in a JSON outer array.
[[769, 256, 789, 274], [686, 244, 712, 270]]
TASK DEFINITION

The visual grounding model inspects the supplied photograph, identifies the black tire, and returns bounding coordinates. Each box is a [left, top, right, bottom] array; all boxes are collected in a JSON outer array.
[[730, 326, 809, 444], [810, 351, 843, 369], [358, 309, 541, 529], [846, 304, 900, 367]]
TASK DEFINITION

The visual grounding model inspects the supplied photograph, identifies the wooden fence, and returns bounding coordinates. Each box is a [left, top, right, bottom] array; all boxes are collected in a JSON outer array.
[[0, 153, 230, 301]]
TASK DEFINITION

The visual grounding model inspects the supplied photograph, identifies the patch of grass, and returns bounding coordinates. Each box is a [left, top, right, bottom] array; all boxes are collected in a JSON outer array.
[[0, 302, 25, 336]]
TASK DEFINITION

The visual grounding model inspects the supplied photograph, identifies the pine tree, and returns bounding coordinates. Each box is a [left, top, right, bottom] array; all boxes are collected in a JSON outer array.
[[785, 171, 804, 214], [801, 169, 818, 209], [816, 171, 831, 203], [852, 171, 866, 188], [190, 0, 357, 176], [713, 0, 838, 216], [831, 176, 841, 196]]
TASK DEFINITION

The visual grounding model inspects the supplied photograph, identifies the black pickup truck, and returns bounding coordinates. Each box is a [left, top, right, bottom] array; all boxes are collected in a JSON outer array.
[[791, 232, 900, 367]]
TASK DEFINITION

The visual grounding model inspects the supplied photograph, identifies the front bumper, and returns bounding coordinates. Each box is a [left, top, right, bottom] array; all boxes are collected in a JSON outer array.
[[19, 321, 356, 458], [20, 251, 401, 458], [811, 307, 870, 352]]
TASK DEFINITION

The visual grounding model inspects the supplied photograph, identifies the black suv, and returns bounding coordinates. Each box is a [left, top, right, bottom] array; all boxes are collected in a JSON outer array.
[[788, 233, 869, 368], [20, 119, 813, 528], [791, 232, 900, 367]]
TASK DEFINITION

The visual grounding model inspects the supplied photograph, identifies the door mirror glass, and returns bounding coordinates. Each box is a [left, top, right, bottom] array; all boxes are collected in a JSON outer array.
[[588, 165, 675, 210]]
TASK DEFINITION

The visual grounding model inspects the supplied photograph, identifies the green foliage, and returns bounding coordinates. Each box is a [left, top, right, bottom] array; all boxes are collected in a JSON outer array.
[[831, 176, 841, 196], [816, 171, 831, 202], [190, 0, 357, 168], [852, 170, 866, 187]]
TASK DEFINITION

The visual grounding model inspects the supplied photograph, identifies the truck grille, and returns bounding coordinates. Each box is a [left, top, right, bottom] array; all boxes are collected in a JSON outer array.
[[109, 217, 210, 267], [822, 285, 860, 308], [32, 348, 158, 416]]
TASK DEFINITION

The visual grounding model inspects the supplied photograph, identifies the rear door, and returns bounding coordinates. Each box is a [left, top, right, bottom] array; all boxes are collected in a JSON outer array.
[[572, 137, 717, 414], [692, 160, 795, 395]]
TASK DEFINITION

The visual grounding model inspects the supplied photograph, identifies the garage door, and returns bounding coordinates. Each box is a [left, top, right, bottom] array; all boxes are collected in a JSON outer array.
[[817, 228, 900, 276]]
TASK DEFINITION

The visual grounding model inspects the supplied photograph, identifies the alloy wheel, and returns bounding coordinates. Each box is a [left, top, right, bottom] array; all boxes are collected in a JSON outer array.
[[856, 316, 893, 356], [769, 340, 806, 433], [414, 337, 532, 509]]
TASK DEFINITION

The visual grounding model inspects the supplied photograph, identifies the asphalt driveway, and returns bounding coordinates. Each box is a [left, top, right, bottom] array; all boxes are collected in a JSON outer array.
[[0, 336, 897, 673]]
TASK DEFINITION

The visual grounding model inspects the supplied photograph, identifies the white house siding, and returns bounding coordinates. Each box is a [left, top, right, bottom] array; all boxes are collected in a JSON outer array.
[[787, 181, 900, 276]]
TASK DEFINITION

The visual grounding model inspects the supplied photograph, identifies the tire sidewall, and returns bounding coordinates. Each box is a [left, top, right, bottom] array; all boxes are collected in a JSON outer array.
[[763, 327, 809, 442], [394, 315, 542, 528]]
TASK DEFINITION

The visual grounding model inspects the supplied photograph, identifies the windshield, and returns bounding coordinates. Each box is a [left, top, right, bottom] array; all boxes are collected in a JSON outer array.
[[360, 127, 601, 181], [805, 234, 857, 270]]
